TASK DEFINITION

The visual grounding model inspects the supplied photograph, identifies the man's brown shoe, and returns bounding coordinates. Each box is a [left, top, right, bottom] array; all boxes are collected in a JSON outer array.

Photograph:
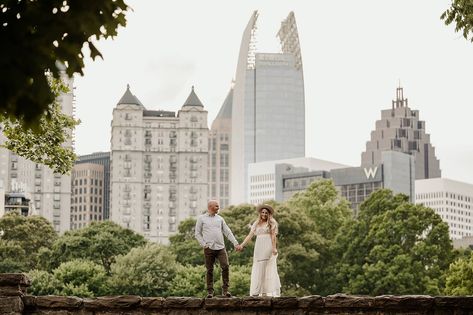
[[206, 293, 214, 298], [222, 291, 232, 298]]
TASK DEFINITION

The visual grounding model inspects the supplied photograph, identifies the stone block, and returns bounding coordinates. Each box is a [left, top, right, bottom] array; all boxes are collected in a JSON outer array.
[[272, 296, 299, 308], [241, 296, 271, 308], [298, 295, 324, 309], [0, 286, 25, 297], [325, 294, 376, 308], [0, 274, 30, 287], [84, 295, 141, 310], [435, 296, 473, 309], [35, 296, 83, 309], [373, 295, 434, 309], [164, 297, 203, 308], [140, 297, 165, 309], [0, 296, 23, 313], [204, 297, 241, 309]]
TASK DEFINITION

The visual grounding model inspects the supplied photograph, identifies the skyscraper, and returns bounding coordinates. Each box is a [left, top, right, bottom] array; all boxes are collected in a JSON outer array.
[[209, 87, 232, 209], [110, 85, 209, 243], [0, 72, 74, 233], [361, 87, 441, 180], [70, 162, 105, 229], [75, 152, 110, 219], [230, 11, 305, 204]]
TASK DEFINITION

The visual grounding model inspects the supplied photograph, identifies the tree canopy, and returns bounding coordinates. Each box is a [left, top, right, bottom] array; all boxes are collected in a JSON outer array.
[[44, 221, 146, 274], [0, 212, 58, 272], [442, 0, 473, 43], [331, 189, 454, 296], [1, 78, 79, 174], [0, 0, 129, 126]]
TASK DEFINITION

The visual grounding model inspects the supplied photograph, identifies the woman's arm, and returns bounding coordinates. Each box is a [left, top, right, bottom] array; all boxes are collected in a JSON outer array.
[[240, 230, 255, 248], [271, 230, 277, 255]]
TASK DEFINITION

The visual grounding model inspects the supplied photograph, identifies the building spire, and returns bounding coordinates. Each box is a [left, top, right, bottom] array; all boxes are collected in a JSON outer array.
[[392, 84, 408, 109]]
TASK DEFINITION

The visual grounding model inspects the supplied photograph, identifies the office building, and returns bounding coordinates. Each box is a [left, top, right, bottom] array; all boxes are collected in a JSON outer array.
[[75, 152, 110, 219], [110, 85, 209, 243], [416, 178, 473, 240], [209, 88, 232, 209], [361, 87, 441, 179], [248, 157, 347, 204], [231, 11, 306, 204], [70, 163, 105, 229], [0, 71, 74, 232], [270, 151, 415, 214]]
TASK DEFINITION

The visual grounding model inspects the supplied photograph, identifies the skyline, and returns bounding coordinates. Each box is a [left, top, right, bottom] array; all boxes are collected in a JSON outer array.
[[74, 0, 473, 185]]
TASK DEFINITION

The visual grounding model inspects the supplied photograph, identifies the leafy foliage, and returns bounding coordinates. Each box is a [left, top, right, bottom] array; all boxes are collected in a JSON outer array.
[[0, 0, 129, 125], [1, 78, 79, 174], [45, 221, 146, 273], [332, 189, 454, 295], [108, 244, 179, 297], [445, 252, 473, 295], [0, 212, 58, 272], [28, 260, 108, 297], [169, 218, 204, 266], [441, 0, 473, 42], [168, 265, 206, 297]]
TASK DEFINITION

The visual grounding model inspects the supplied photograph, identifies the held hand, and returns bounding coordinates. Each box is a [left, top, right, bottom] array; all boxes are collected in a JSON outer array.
[[272, 248, 278, 255], [235, 244, 243, 252]]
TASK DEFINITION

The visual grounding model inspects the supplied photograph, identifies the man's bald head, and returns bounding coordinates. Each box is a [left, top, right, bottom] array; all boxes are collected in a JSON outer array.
[[207, 200, 220, 215]]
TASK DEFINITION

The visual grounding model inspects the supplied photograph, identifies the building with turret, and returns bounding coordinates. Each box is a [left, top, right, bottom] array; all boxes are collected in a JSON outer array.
[[110, 85, 209, 243]]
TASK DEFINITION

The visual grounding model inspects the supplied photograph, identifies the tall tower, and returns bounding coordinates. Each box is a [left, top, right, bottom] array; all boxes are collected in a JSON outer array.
[[230, 11, 306, 204], [361, 86, 441, 179], [0, 70, 74, 233], [209, 87, 233, 208], [110, 85, 209, 243]]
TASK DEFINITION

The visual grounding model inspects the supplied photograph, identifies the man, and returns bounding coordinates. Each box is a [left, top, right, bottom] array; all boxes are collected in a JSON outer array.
[[195, 200, 242, 298]]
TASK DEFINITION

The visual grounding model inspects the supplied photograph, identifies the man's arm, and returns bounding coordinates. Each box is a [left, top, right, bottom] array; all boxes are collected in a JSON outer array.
[[222, 218, 238, 246], [195, 216, 206, 247]]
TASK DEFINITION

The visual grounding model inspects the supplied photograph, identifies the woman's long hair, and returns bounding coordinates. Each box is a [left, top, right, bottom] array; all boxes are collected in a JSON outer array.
[[256, 211, 278, 234]]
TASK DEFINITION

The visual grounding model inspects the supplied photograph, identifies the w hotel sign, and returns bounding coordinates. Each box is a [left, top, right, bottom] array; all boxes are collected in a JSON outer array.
[[330, 164, 383, 186]]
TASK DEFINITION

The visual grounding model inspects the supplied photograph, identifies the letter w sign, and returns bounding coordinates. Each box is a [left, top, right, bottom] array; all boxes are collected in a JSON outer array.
[[364, 166, 378, 179]]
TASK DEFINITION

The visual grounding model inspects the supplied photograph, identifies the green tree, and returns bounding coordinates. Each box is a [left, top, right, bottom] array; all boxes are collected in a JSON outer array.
[[445, 252, 473, 295], [108, 244, 179, 297], [332, 189, 454, 295], [0, 212, 58, 272], [214, 264, 251, 297], [28, 260, 108, 297], [53, 259, 109, 297], [45, 221, 146, 273], [219, 204, 261, 266], [28, 269, 62, 296], [441, 0, 473, 43], [168, 265, 206, 297], [169, 218, 203, 266], [0, 0, 129, 126], [0, 240, 26, 273], [1, 78, 79, 174], [284, 180, 352, 295]]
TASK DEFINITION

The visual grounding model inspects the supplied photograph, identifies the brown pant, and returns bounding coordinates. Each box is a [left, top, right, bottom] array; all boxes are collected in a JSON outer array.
[[204, 247, 229, 294]]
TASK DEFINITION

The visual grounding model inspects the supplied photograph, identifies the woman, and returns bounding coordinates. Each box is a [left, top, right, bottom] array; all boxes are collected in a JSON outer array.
[[241, 204, 281, 297]]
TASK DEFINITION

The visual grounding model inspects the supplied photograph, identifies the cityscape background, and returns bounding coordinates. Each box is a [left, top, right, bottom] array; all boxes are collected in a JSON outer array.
[[75, 0, 473, 184]]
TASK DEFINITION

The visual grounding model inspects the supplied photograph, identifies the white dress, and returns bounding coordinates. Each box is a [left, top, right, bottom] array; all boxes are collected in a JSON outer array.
[[249, 221, 281, 297]]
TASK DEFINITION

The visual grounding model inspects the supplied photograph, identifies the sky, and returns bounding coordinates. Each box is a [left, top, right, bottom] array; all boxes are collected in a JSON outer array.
[[74, 0, 473, 185]]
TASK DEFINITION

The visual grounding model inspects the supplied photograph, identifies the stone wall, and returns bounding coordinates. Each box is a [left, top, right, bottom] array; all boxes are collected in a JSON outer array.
[[2, 273, 473, 315]]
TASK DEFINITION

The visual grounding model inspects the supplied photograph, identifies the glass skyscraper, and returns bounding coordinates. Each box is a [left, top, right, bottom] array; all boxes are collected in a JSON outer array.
[[230, 11, 306, 204]]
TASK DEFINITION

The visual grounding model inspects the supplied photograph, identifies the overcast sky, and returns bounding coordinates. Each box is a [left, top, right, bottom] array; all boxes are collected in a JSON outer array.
[[74, 0, 473, 185]]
